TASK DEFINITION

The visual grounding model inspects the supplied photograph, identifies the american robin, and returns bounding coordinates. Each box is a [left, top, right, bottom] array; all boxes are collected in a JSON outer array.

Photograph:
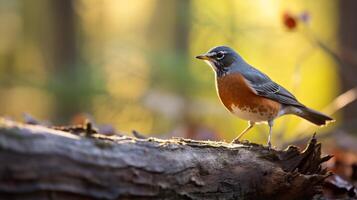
[[196, 46, 334, 147]]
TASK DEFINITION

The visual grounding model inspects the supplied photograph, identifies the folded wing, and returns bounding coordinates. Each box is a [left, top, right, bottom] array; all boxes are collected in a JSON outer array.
[[241, 67, 304, 107]]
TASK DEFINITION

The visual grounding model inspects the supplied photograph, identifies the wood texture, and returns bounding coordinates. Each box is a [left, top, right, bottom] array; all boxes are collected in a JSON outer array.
[[0, 119, 331, 200]]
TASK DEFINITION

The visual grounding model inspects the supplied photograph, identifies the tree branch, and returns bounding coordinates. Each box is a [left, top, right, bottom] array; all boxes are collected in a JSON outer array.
[[0, 119, 330, 200]]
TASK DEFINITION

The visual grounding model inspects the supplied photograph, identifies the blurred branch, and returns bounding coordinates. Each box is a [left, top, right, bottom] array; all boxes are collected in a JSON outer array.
[[323, 87, 357, 115], [0, 119, 331, 200], [295, 87, 357, 136], [302, 24, 357, 87], [281, 20, 357, 139]]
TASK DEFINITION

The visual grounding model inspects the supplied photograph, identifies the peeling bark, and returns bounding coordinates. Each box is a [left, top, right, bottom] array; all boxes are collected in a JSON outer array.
[[0, 119, 330, 200]]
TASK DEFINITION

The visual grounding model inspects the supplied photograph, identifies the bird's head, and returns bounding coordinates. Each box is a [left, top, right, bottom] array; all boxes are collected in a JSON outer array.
[[196, 46, 241, 76]]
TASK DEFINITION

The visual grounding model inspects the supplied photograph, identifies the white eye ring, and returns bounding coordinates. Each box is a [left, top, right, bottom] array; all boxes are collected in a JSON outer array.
[[216, 51, 225, 60]]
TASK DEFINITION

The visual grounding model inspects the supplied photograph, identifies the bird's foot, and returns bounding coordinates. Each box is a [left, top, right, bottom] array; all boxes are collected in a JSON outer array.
[[267, 141, 272, 150], [231, 138, 240, 144]]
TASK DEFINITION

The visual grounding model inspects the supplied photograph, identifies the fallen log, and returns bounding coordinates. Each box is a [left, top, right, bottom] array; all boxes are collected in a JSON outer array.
[[0, 119, 331, 200]]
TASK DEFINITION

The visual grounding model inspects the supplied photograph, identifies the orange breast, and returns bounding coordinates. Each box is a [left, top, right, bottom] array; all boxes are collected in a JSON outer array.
[[216, 73, 281, 120]]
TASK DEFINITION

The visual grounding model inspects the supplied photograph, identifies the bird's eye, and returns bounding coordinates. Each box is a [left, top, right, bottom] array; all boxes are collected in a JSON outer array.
[[216, 51, 225, 60]]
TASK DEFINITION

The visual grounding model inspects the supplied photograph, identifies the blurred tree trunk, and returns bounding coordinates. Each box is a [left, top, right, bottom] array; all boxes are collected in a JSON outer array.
[[48, 0, 83, 122], [147, 0, 192, 93], [23, 0, 85, 122], [171, 0, 193, 130], [48, 0, 77, 73], [146, 0, 194, 132], [339, 0, 357, 124]]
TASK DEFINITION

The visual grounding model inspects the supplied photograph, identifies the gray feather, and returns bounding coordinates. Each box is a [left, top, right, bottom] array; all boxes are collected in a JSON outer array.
[[232, 64, 304, 107]]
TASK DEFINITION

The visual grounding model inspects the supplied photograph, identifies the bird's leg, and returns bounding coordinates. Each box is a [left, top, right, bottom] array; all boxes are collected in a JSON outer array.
[[232, 121, 255, 144], [267, 120, 274, 148]]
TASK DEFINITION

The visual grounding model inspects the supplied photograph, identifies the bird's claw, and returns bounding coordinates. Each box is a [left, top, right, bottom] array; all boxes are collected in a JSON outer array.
[[231, 139, 240, 144], [267, 141, 272, 150]]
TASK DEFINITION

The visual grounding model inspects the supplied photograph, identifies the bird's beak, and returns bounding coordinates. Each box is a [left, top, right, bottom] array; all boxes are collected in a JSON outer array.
[[195, 52, 214, 60]]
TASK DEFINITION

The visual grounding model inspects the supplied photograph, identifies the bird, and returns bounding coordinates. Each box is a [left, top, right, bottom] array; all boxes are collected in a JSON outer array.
[[196, 46, 334, 148]]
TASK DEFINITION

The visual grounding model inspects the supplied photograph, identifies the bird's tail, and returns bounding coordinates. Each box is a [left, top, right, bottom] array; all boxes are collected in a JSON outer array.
[[293, 106, 334, 126]]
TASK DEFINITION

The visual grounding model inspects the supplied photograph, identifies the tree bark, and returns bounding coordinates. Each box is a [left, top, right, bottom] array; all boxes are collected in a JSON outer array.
[[0, 119, 330, 200]]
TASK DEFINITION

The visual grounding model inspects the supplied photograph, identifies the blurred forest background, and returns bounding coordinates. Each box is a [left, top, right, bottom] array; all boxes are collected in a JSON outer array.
[[0, 0, 357, 147]]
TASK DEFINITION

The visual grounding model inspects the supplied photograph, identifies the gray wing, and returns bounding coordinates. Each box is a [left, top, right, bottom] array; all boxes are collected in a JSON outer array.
[[241, 67, 304, 107]]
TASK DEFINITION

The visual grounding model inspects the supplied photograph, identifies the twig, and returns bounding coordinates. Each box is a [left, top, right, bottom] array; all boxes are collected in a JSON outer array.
[[132, 130, 147, 139]]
